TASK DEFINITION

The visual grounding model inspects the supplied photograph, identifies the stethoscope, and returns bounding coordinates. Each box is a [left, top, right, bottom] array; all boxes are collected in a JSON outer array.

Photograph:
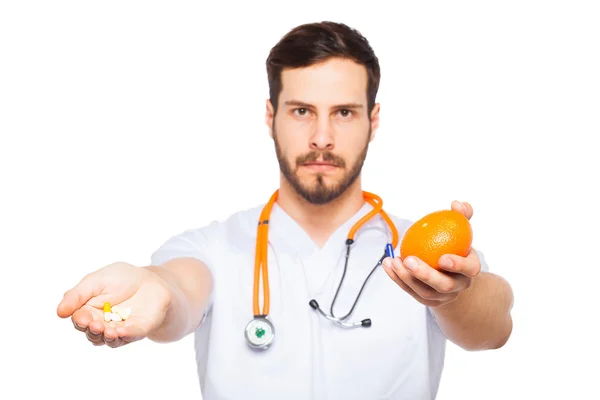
[[244, 189, 399, 350]]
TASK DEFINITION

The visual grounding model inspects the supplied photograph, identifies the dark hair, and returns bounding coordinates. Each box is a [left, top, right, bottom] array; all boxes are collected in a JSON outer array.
[[266, 21, 380, 117]]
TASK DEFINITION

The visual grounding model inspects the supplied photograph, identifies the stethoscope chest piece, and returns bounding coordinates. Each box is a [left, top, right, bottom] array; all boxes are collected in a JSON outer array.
[[244, 316, 275, 350]]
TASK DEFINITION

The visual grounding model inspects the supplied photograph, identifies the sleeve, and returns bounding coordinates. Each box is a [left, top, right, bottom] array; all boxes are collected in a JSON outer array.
[[150, 222, 219, 268], [473, 247, 490, 273], [149, 221, 220, 325]]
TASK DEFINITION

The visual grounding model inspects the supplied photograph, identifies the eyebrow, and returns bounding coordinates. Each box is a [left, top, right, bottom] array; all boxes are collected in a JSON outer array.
[[283, 100, 364, 109]]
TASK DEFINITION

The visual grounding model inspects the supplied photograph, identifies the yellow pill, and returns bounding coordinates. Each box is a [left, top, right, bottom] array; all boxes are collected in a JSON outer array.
[[103, 302, 111, 313]]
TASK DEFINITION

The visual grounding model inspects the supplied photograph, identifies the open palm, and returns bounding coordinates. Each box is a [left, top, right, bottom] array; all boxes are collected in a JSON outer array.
[[57, 262, 170, 348]]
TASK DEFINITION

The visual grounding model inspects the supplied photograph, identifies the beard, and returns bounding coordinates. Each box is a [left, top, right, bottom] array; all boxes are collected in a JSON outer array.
[[272, 124, 370, 205]]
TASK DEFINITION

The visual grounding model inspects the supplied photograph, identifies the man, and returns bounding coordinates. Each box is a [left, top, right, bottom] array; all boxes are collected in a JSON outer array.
[[57, 21, 513, 399]]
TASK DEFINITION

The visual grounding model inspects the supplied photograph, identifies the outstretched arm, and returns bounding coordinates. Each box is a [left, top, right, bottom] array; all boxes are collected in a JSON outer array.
[[144, 257, 213, 343], [382, 201, 514, 351], [430, 269, 513, 350]]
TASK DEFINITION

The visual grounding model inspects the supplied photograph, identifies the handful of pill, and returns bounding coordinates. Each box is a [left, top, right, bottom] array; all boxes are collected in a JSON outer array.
[[103, 302, 131, 322]]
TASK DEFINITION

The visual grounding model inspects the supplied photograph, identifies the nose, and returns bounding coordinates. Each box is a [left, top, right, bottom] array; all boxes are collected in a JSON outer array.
[[309, 118, 334, 151]]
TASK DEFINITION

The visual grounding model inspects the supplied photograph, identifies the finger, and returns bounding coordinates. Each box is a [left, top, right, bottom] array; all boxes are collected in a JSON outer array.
[[392, 258, 445, 299], [88, 318, 107, 336], [103, 327, 124, 348], [104, 323, 128, 344], [386, 257, 449, 301], [115, 318, 149, 343], [71, 308, 94, 332], [382, 257, 406, 288], [382, 261, 425, 299], [86, 327, 105, 346], [391, 274, 444, 307], [104, 325, 119, 340], [451, 200, 473, 220], [403, 256, 471, 294], [57, 274, 102, 318], [383, 258, 450, 305], [104, 336, 124, 348], [438, 251, 481, 278]]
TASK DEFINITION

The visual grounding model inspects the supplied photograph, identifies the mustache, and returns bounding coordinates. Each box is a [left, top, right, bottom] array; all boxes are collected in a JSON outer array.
[[296, 151, 346, 168]]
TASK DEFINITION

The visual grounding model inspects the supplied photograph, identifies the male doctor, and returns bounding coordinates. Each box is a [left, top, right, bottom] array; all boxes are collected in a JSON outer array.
[[57, 21, 513, 399]]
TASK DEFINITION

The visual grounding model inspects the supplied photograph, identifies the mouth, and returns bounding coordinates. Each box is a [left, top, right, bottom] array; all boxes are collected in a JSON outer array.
[[301, 161, 339, 172], [303, 161, 337, 166]]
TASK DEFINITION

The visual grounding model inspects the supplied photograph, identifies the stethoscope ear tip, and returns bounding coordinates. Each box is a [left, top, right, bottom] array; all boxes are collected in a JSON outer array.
[[361, 319, 372, 327], [309, 299, 319, 309]]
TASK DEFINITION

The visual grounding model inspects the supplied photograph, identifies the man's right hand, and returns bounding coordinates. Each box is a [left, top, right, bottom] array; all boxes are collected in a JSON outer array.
[[56, 262, 171, 348]]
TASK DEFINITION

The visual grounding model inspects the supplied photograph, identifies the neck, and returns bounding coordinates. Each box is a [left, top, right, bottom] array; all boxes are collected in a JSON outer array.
[[276, 176, 366, 248]]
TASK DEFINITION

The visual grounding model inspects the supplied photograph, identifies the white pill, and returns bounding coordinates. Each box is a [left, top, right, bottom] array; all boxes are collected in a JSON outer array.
[[116, 307, 131, 320], [104, 312, 111, 322], [110, 312, 122, 322], [112, 305, 131, 320]]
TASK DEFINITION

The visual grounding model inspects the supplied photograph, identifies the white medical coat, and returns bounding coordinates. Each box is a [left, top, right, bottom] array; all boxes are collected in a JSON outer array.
[[150, 201, 489, 400]]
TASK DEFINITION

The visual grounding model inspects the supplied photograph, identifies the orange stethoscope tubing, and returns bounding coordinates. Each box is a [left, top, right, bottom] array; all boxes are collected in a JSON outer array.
[[252, 189, 399, 317]]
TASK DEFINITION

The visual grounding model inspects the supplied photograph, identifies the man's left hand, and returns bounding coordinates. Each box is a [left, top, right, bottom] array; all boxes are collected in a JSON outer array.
[[382, 200, 482, 308]]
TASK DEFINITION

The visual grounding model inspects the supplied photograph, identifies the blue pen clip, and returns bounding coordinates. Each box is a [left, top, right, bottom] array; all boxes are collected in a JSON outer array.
[[385, 243, 395, 258]]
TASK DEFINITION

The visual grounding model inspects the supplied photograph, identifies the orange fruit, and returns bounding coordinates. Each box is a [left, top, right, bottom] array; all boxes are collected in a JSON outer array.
[[400, 209, 473, 269]]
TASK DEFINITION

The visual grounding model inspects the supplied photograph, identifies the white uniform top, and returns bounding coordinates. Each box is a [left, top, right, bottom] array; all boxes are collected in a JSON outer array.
[[150, 201, 489, 400]]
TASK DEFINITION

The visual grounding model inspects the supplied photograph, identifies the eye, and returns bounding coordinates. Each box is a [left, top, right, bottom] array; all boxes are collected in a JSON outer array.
[[294, 108, 309, 116], [339, 109, 353, 118]]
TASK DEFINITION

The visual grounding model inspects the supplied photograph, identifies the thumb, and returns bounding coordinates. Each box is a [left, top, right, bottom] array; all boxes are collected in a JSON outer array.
[[56, 273, 102, 318], [451, 200, 473, 220]]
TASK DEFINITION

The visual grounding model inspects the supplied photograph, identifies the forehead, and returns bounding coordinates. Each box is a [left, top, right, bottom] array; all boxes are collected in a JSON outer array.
[[279, 58, 368, 106]]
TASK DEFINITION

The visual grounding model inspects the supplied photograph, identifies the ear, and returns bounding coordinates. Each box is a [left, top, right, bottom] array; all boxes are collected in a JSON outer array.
[[265, 99, 275, 138], [369, 103, 380, 142]]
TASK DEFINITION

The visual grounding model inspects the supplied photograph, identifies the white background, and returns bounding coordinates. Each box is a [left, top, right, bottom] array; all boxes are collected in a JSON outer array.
[[1, 1, 599, 399]]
